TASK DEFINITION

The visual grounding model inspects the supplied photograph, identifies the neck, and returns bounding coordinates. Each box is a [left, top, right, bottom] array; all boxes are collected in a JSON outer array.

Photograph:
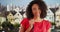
[[33, 16, 41, 20], [33, 16, 43, 22]]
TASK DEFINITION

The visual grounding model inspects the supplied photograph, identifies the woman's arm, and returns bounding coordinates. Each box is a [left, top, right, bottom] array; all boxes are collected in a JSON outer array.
[[20, 24, 33, 32], [20, 24, 25, 32], [25, 20, 34, 32], [20, 19, 34, 32], [48, 28, 51, 32], [25, 25, 33, 32]]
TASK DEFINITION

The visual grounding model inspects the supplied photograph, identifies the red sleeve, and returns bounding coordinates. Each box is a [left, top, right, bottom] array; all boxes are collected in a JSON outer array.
[[46, 20, 52, 30], [21, 18, 27, 28]]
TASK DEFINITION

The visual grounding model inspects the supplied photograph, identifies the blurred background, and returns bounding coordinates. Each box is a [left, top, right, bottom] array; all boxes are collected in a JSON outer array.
[[0, 0, 60, 32]]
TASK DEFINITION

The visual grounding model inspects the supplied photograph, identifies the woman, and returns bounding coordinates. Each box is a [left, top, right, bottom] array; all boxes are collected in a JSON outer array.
[[20, 0, 51, 32]]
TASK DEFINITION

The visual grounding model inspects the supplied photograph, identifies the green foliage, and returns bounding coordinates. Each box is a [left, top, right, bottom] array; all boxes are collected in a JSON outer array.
[[13, 23, 20, 28], [1, 21, 20, 32]]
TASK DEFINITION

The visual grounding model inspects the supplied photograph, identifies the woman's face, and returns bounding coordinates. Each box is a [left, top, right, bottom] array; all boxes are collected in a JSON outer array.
[[32, 4, 41, 17]]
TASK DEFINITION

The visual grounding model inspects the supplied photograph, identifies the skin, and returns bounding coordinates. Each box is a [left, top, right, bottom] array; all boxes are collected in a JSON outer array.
[[20, 4, 51, 32]]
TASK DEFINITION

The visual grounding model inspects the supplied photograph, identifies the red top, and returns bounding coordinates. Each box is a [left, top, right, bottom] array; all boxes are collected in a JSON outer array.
[[21, 18, 51, 32]]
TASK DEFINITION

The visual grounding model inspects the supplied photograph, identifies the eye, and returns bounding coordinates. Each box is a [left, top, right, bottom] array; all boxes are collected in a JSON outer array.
[[10, 15, 11, 16]]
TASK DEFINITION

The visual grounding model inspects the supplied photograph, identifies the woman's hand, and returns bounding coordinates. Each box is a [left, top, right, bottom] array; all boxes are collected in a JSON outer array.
[[29, 19, 34, 28]]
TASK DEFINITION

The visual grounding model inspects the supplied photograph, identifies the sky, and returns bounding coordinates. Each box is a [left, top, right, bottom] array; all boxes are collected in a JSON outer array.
[[0, 0, 60, 7]]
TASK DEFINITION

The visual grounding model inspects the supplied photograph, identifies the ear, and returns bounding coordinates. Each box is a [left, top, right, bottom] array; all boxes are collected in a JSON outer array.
[[4, 11, 10, 17], [10, 11, 17, 16]]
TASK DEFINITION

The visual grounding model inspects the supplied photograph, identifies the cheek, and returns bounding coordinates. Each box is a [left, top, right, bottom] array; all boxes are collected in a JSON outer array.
[[36, 10, 41, 14], [32, 10, 35, 15], [32, 10, 41, 15]]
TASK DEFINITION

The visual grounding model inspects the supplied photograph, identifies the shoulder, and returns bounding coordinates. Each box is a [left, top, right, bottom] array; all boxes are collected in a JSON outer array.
[[22, 18, 29, 21], [43, 19, 52, 26], [43, 20, 52, 29], [43, 20, 51, 24], [20, 18, 29, 29], [21, 18, 29, 24]]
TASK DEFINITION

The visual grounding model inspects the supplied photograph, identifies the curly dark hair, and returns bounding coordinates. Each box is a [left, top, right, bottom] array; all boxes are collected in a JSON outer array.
[[26, 0, 47, 19]]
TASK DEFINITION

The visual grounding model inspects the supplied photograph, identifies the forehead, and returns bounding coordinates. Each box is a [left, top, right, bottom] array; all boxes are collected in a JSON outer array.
[[32, 4, 39, 8]]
